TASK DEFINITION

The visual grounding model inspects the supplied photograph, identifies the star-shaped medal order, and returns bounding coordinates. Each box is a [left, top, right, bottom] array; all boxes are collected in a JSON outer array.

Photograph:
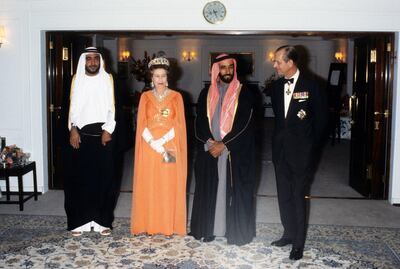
[[297, 109, 306, 119]]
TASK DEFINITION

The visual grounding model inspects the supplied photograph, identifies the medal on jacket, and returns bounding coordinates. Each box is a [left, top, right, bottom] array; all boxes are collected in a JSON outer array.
[[293, 91, 309, 99], [297, 109, 307, 120]]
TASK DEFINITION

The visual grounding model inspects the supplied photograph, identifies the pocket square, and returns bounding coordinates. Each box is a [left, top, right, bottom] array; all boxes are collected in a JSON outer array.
[[298, 99, 307, 103]]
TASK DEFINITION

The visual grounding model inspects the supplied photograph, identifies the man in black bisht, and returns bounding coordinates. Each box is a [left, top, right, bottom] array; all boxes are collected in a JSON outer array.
[[190, 53, 256, 246], [65, 47, 117, 237]]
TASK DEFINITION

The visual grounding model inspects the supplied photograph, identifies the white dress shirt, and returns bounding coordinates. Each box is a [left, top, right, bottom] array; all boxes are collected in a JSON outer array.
[[68, 74, 116, 134], [284, 69, 300, 118]]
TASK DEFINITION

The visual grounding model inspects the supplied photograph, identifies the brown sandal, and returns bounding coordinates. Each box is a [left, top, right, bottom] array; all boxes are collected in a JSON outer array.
[[100, 228, 111, 236]]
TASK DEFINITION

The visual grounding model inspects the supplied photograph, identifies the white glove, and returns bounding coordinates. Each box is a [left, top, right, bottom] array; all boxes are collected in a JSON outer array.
[[162, 128, 175, 144], [150, 139, 165, 153], [152, 128, 175, 146], [142, 127, 153, 143], [142, 127, 165, 154], [151, 143, 165, 153]]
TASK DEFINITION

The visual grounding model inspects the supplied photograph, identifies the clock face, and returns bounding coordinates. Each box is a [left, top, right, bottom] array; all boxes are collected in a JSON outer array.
[[203, 1, 226, 24]]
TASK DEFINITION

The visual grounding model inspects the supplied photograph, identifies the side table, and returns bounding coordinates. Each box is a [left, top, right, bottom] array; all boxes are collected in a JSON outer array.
[[0, 161, 38, 211]]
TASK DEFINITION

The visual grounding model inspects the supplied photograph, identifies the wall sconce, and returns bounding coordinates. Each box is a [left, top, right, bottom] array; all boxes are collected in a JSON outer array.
[[0, 26, 6, 48], [120, 50, 131, 61], [267, 51, 274, 62], [335, 52, 344, 62], [182, 50, 196, 61]]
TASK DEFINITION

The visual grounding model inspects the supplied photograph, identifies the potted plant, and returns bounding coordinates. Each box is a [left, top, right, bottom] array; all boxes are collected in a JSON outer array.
[[130, 51, 155, 91]]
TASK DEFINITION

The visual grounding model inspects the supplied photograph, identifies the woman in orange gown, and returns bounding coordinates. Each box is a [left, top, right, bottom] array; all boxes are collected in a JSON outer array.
[[131, 56, 187, 236]]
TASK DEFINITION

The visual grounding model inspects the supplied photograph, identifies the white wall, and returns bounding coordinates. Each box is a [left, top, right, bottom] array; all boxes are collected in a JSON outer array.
[[389, 32, 400, 204], [0, 0, 400, 204], [0, 5, 36, 190]]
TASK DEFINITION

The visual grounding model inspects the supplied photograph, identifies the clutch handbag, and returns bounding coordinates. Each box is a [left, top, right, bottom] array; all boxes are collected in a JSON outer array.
[[162, 149, 176, 163]]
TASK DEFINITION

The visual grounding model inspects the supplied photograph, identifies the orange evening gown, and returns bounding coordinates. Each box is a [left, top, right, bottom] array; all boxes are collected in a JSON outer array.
[[131, 90, 187, 235]]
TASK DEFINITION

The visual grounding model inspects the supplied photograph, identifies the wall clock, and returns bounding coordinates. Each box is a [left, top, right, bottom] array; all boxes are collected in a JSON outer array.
[[203, 1, 226, 24]]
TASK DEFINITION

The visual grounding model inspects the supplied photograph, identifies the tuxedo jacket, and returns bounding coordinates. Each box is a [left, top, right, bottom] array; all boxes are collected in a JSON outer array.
[[270, 73, 328, 170]]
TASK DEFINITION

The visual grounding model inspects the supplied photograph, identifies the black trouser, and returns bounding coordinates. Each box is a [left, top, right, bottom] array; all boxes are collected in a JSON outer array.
[[274, 156, 310, 249], [64, 123, 116, 230]]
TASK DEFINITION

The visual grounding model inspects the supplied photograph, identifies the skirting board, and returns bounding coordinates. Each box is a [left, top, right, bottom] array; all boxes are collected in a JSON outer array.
[[389, 197, 400, 205]]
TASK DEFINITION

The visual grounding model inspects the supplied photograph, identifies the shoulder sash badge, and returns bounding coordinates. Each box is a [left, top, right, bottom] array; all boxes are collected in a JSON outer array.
[[160, 108, 170, 117]]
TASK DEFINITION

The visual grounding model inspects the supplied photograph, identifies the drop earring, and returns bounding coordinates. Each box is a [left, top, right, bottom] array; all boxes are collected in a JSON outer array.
[[150, 81, 154, 88], [166, 81, 169, 87]]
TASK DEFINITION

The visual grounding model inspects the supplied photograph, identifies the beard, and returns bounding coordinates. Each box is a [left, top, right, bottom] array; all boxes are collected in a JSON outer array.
[[85, 65, 100, 75], [219, 73, 233, 83]]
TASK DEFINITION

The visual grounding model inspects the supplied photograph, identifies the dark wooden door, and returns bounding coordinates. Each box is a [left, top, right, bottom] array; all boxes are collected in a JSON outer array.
[[349, 35, 393, 198], [46, 32, 92, 189]]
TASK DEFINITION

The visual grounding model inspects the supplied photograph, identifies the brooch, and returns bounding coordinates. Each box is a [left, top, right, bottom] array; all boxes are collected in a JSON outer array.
[[160, 108, 170, 117], [297, 109, 307, 120], [293, 91, 309, 99]]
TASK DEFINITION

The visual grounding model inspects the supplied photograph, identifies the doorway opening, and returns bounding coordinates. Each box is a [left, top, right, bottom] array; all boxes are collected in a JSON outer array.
[[45, 31, 394, 200]]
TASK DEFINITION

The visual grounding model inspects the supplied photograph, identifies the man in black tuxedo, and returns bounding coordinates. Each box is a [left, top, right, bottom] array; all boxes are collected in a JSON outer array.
[[270, 45, 328, 260]]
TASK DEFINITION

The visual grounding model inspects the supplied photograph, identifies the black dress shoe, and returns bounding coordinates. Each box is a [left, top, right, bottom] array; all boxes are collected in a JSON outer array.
[[188, 232, 201, 241], [202, 236, 215, 242], [289, 248, 303, 260], [271, 238, 292, 247]]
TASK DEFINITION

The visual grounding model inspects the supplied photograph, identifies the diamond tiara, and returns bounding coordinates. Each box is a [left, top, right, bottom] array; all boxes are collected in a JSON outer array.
[[148, 57, 170, 68]]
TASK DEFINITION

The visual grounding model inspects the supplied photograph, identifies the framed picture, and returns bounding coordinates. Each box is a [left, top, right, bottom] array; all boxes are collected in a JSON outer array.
[[209, 52, 254, 77], [328, 63, 346, 86]]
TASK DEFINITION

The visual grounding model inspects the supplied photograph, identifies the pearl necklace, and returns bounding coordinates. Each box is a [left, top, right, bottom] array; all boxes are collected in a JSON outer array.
[[153, 88, 169, 101]]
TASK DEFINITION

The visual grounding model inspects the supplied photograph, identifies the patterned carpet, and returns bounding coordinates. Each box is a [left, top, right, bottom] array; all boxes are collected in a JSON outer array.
[[1, 215, 399, 268]]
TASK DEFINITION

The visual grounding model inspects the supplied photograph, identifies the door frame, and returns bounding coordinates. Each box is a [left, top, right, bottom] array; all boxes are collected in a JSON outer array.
[[349, 34, 394, 199], [45, 31, 395, 200]]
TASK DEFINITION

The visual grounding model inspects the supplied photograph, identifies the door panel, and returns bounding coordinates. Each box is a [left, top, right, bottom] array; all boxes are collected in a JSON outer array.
[[46, 32, 92, 189], [349, 35, 393, 198], [349, 38, 369, 196]]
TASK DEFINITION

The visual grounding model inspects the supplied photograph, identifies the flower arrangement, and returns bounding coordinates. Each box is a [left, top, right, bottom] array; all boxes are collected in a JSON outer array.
[[261, 73, 279, 97], [0, 145, 30, 166], [130, 51, 156, 86]]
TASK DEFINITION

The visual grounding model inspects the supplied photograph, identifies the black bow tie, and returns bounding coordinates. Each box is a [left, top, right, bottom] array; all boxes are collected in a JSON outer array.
[[284, 78, 294, 84]]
